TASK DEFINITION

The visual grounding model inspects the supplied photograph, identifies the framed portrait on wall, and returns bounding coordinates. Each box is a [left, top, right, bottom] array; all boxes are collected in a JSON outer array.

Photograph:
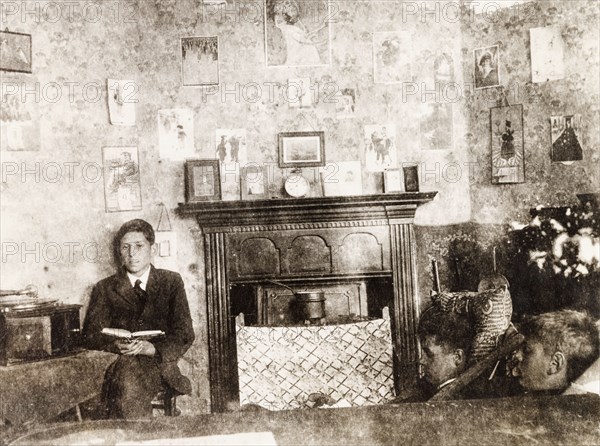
[[264, 0, 331, 67], [0, 30, 32, 73], [278, 131, 325, 168], [490, 104, 525, 184], [185, 160, 221, 202], [181, 36, 219, 86]]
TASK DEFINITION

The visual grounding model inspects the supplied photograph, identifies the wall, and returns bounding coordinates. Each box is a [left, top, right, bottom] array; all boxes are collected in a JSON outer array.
[[415, 0, 600, 308], [1, 0, 598, 414]]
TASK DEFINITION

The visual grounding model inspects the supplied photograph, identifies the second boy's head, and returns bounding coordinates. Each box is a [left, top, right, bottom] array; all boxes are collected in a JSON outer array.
[[114, 219, 156, 276], [418, 306, 473, 389], [513, 310, 599, 392]]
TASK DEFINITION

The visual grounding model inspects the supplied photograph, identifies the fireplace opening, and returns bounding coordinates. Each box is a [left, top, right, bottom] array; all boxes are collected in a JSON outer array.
[[230, 277, 394, 328]]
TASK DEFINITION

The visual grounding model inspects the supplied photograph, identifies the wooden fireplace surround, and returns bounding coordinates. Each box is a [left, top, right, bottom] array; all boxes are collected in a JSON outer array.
[[178, 192, 436, 412]]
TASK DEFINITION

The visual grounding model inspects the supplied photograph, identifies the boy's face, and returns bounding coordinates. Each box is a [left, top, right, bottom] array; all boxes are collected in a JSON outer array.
[[420, 335, 462, 388], [513, 339, 553, 391], [119, 231, 154, 276]]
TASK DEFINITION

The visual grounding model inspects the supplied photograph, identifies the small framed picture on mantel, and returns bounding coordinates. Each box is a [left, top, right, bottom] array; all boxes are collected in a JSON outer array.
[[184, 160, 221, 203]]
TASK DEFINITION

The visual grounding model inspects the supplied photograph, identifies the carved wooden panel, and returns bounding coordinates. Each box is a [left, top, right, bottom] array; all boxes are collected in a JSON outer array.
[[337, 233, 384, 273], [286, 235, 331, 275], [237, 237, 280, 277]]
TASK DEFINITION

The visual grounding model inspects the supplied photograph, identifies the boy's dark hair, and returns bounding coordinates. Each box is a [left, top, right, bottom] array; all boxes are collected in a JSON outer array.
[[113, 219, 155, 259], [520, 310, 599, 382], [418, 305, 474, 354]]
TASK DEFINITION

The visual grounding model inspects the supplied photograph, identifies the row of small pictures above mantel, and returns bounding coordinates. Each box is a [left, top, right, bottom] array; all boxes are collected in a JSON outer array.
[[183, 160, 420, 204]]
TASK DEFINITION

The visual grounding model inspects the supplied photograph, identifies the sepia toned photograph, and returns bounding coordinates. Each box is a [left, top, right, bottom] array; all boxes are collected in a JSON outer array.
[[474, 44, 500, 89], [1, 1, 599, 445], [181, 36, 219, 86]]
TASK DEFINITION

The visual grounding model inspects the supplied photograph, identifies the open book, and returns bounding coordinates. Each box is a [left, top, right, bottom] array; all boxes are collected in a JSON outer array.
[[102, 328, 165, 341]]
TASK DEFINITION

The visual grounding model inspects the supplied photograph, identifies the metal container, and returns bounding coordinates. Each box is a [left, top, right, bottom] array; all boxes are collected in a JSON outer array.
[[294, 291, 326, 321]]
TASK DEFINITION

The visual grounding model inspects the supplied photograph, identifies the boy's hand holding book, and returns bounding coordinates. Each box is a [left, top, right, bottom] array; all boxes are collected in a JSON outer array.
[[102, 328, 164, 357]]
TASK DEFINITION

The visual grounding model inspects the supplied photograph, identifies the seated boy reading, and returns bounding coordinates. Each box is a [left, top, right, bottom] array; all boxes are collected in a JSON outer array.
[[513, 310, 599, 395]]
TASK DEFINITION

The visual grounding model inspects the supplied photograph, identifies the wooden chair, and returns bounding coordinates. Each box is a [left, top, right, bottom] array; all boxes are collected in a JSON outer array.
[[151, 387, 179, 416]]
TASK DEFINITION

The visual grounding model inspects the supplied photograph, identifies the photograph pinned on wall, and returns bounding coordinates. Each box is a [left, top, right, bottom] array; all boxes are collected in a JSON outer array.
[[0, 78, 40, 151], [364, 124, 398, 172], [264, 0, 331, 67], [107, 79, 136, 126], [490, 104, 525, 184], [474, 45, 500, 89], [157, 108, 195, 161], [215, 129, 247, 165], [287, 77, 312, 108], [416, 49, 455, 91], [373, 31, 412, 84], [433, 52, 455, 85], [334, 88, 356, 119], [0, 30, 32, 73], [530, 27, 565, 83], [551, 115, 583, 163], [181, 36, 219, 86], [420, 103, 453, 151], [102, 146, 142, 212], [241, 164, 268, 200]]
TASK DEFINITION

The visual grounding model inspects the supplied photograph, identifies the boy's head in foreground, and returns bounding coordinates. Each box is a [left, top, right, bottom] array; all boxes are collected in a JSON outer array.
[[514, 310, 599, 392], [418, 306, 473, 389]]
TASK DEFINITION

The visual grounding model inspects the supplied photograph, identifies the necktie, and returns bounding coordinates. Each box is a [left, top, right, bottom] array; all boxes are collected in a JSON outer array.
[[133, 279, 148, 307]]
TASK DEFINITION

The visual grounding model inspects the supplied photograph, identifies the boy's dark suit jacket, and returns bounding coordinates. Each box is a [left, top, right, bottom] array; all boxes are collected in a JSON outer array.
[[83, 265, 195, 395]]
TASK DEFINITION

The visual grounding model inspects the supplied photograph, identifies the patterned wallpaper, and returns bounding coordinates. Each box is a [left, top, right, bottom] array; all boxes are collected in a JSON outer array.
[[1, 0, 598, 414]]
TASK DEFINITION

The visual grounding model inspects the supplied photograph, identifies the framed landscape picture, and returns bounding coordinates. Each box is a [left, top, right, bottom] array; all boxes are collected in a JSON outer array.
[[278, 131, 325, 168]]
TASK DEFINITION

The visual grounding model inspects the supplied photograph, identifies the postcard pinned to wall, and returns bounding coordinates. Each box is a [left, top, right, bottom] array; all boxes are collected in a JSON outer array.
[[551, 115, 582, 163], [420, 103, 453, 151], [490, 104, 525, 184], [215, 128, 247, 165], [107, 79, 136, 126], [530, 27, 565, 83], [181, 36, 219, 86], [215, 129, 247, 200], [0, 78, 40, 151], [474, 45, 500, 89], [373, 32, 412, 84], [264, 0, 331, 67], [158, 108, 195, 161], [335, 88, 356, 119], [287, 77, 312, 108], [102, 146, 142, 212], [364, 124, 398, 172]]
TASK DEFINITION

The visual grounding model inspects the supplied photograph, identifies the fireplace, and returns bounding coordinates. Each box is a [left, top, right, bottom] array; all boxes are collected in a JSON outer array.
[[178, 192, 436, 412]]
